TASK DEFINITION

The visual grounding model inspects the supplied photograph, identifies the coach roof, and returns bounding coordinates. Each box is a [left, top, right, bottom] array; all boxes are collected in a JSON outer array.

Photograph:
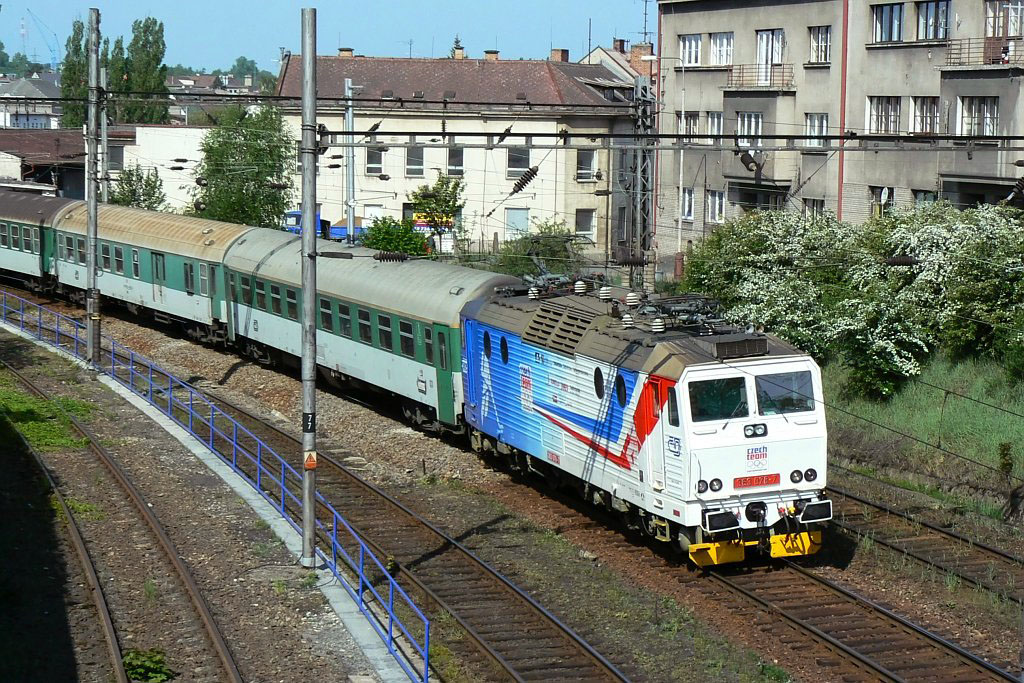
[[0, 192, 78, 225]]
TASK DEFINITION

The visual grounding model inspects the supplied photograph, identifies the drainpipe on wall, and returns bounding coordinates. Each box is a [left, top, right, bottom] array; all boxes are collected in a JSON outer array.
[[837, 0, 850, 220]]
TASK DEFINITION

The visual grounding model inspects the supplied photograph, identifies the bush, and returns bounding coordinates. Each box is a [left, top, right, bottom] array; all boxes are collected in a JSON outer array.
[[491, 218, 584, 278], [361, 216, 428, 255]]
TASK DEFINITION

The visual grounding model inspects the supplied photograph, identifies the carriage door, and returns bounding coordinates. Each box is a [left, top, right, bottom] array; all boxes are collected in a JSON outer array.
[[641, 378, 668, 493], [152, 252, 166, 305], [756, 29, 784, 86]]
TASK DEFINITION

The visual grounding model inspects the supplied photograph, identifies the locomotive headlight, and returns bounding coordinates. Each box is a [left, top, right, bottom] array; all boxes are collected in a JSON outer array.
[[790, 469, 803, 483], [754, 424, 767, 436], [804, 468, 818, 482], [743, 425, 755, 437], [710, 478, 723, 492], [697, 480, 708, 493]]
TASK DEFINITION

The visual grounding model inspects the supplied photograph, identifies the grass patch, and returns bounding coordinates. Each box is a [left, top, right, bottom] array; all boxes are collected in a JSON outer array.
[[271, 579, 287, 596], [50, 494, 105, 522], [143, 578, 159, 605], [0, 374, 93, 451]]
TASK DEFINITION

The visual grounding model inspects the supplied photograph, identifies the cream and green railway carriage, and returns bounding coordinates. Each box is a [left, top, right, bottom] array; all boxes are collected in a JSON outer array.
[[221, 229, 518, 430]]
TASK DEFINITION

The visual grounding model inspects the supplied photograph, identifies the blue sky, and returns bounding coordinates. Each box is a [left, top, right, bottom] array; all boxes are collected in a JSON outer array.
[[1, 1, 650, 74]]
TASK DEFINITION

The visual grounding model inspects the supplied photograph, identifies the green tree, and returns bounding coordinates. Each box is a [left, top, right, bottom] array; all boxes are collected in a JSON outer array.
[[492, 218, 583, 277], [122, 17, 169, 124], [449, 35, 464, 58], [361, 216, 428, 255], [257, 71, 277, 94], [0, 41, 10, 69], [230, 56, 258, 78], [60, 20, 86, 127], [408, 174, 465, 243], [192, 105, 293, 228], [110, 162, 167, 211], [107, 37, 128, 122]]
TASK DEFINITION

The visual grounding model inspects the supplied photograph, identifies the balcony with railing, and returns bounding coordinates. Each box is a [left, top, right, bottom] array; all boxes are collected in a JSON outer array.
[[725, 64, 795, 91], [945, 37, 1024, 67]]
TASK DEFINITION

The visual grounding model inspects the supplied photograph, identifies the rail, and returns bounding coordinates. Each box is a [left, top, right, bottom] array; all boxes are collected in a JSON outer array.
[[0, 290, 431, 683], [945, 37, 1024, 66], [726, 64, 795, 90]]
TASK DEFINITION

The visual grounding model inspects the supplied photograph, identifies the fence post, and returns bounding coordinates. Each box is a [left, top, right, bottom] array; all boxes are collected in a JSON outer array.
[[148, 365, 154, 403], [188, 390, 194, 433], [19, 299, 24, 330], [358, 546, 366, 605], [279, 461, 286, 515], [232, 422, 238, 468], [388, 582, 395, 647], [423, 624, 430, 683], [256, 442, 262, 490], [166, 375, 172, 415], [37, 305, 42, 338], [209, 404, 216, 448]]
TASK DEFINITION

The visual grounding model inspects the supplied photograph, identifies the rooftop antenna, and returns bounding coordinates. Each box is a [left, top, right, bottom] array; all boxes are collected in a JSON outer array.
[[19, 16, 27, 56], [588, 18, 592, 56], [399, 38, 413, 57], [640, 0, 653, 43]]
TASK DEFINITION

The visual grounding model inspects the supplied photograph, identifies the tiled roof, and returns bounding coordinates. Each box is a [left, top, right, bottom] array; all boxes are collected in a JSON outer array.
[[275, 55, 633, 111], [0, 128, 135, 165], [0, 75, 62, 99]]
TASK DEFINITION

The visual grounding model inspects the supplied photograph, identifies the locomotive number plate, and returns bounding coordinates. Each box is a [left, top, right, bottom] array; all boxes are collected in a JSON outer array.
[[734, 473, 780, 489]]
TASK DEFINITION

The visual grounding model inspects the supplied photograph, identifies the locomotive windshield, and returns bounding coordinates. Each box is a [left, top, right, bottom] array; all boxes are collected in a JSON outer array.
[[755, 371, 814, 415], [688, 377, 748, 422]]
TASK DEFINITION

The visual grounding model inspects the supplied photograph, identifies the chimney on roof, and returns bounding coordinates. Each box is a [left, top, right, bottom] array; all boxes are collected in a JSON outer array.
[[613, 38, 627, 54], [484, 49, 499, 61], [338, 47, 354, 58], [243, 74, 253, 87], [453, 46, 465, 60], [630, 42, 654, 76], [549, 48, 569, 62]]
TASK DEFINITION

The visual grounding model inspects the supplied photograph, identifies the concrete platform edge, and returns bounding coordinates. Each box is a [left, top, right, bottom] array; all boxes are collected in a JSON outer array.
[[1, 323, 410, 683]]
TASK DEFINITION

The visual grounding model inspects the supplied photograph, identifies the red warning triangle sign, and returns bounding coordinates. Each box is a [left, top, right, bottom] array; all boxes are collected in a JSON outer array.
[[303, 451, 318, 470]]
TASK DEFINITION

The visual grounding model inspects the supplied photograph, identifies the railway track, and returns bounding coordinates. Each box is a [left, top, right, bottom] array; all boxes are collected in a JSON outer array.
[[0, 359, 243, 683], [188, 388, 628, 682], [828, 486, 1024, 604]]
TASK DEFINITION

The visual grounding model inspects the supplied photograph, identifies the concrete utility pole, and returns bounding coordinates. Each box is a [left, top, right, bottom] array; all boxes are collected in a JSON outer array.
[[100, 66, 109, 203], [299, 7, 319, 569], [344, 78, 357, 243], [86, 8, 101, 367]]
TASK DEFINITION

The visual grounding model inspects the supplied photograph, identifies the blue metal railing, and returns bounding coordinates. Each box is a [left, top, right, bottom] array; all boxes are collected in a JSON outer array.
[[0, 290, 430, 682]]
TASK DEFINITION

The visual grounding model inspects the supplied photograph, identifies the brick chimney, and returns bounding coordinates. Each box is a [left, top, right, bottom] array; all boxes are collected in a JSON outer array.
[[453, 46, 465, 60], [484, 49, 499, 61], [629, 43, 654, 77], [613, 38, 627, 54], [338, 47, 354, 58], [549, 48, 569, 62]]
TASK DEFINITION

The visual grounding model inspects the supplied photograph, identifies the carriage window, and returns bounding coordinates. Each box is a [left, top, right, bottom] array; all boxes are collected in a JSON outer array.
[[651, 383, 661, 415], [500, 336, 509, 364], [76, 238, 86, 265], [424, 327, 434, 363], [358, 309, 372, 343], [688, 377, 748, 422], [483, 331, 492, 358], [64, 235, 73, 260], [100, 244, 111, 270], [254, 281, 266, 309], [240, 276, 252, 304], [438, 331, 448, 370], [131, 249, 140, 278], [338, 304, 351, 337], [594, 367, 605, 399], [199, 263, 209, 295], [286, 289, 298, 320], [270, 284, 282, 314], [32, 228, 39, 253], [0, 224, 7, 248], [615, 374, 627, 408], [320, 298, 334, 331], [152, 252, 166, 282], [378, 314, 393, 349], [114, 246, 125, 274], [11, 225, 20, 251], [399, 320, 415, 357], [667, 387, 680, 426], [183, 262, 195, 294], [756, 371, 814, 415]]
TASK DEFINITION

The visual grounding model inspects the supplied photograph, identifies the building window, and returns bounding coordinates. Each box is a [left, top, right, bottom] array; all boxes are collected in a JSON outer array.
[[959, 96, 999, 135], [873, 3, 905, 42], [737, 112, 763, 147], [366, 145, 384, 175], [680, 112, 699, 142], [320, 298, 334, 331], [114, 246, 125, 275], [505, 207, 530, 236], [679, 33, 701, 66], [706, 190, 725, 224], [447, 146, 464, 176], [406, 137, 424, 177], [868, 96, 901, 133], [286, 289, 298, 320], [576, 149, 596, 180], [914, 189, 937, 204], [706, 111, 723, 144], [357, 308, 372, 343], [870, 186, 895, 216], [295, 148, 319, 175], [574, 209, 595, 238], [507, 146, 530, 178], [804, 113, 829, 147], [804, 198, 825, 216], [911, 96, 940, 133], [809, 26, 832, 63], [681, 188, 694, 221], [377, 314, 393, 350], [917, 1, 949, 40], [986, 0, 1024, 37], [399, 320, 415, 357], [710, 32, 734, 65]]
